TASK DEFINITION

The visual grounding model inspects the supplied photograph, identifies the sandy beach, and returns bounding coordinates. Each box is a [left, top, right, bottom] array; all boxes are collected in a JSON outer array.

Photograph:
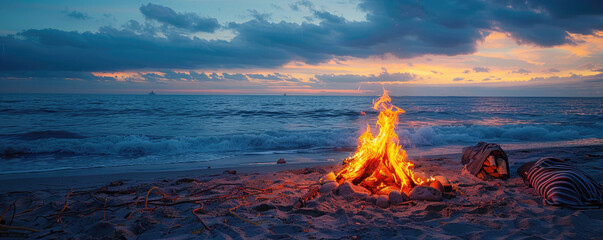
[[1, 144, 601, 239], [3, 0, 603, 238]]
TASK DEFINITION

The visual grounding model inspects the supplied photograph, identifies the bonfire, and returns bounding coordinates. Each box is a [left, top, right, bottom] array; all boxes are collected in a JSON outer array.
[[336, 90, 434, 195]]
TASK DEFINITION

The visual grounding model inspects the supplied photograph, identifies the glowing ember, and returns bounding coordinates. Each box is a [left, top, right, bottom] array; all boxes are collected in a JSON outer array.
[[336, 90, 434, 195]]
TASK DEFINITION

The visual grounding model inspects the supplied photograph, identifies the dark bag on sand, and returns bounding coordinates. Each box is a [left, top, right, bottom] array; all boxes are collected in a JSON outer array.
[[461, 142, 510, 180]]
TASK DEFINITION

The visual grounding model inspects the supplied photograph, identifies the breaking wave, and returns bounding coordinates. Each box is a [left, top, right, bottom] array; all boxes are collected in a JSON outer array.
[[402, 124, 603, 146], [0, 129, 357, 158], [2, 123, 601, 158]]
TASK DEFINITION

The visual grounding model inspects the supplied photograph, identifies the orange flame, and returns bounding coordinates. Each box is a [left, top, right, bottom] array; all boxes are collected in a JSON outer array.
[[336, 90, 433, 194]]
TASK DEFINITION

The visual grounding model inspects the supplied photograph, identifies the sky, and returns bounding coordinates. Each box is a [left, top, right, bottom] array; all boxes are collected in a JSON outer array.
[[0, 0, 602, 96]]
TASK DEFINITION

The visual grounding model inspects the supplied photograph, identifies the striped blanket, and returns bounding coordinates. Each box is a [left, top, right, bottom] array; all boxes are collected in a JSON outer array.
[[526, 157, 603, 208]]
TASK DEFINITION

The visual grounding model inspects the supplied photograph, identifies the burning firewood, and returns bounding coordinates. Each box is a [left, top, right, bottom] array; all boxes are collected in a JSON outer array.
[[336, 90, 434, 195]]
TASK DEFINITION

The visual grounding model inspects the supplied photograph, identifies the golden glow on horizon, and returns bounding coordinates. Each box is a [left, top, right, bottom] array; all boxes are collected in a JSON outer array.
[[559, 31, 603, 57], [159, 88, 372, 94], [89, 30, 602, 93]]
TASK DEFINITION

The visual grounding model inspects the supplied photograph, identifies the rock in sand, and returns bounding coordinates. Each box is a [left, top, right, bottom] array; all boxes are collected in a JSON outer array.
[[376, 195, 390, 208], [366, 195, 377, 204], [336, 181, 370, 200], [388, 190, 408, 205], [409, 186, 442, 201], [109, 180, 124, 186]]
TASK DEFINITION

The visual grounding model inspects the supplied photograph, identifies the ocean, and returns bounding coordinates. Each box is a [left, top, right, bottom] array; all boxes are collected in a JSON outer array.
[[1, 94, 602, 174]]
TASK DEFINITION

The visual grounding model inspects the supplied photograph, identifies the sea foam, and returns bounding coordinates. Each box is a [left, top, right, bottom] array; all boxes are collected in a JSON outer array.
[[2, 123, 600, 158]]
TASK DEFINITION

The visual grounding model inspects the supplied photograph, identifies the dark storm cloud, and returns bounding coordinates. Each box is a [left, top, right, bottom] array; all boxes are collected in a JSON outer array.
[[520, 0, 603, 19], [139, 3, 219, 32], [0, 71, 115, 81], [0, 26, 294, 71], [491, 0, 603, 46], [0, 70, 304, 85], [1, 0, 602, 73]]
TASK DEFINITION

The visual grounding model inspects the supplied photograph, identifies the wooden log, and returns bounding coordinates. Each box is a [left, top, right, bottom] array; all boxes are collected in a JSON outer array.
[[294, 186, 320, 209], [351, 157, 380, 185]]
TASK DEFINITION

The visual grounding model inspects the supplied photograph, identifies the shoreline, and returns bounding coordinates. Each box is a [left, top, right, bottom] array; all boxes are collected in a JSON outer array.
[[1, 144, 601, 192], [2, 138, 601, 177], [0, 161, 336, 193]]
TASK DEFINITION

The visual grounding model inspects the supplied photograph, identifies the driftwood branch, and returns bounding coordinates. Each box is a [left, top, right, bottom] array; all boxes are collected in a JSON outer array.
[[192, 205, 211, 231], [56, 189, 72, 223], [294, 186, 320, 209]]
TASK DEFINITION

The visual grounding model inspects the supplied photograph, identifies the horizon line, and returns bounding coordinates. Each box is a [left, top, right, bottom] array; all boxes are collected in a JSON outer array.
[[1, 92, 601, 98]]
